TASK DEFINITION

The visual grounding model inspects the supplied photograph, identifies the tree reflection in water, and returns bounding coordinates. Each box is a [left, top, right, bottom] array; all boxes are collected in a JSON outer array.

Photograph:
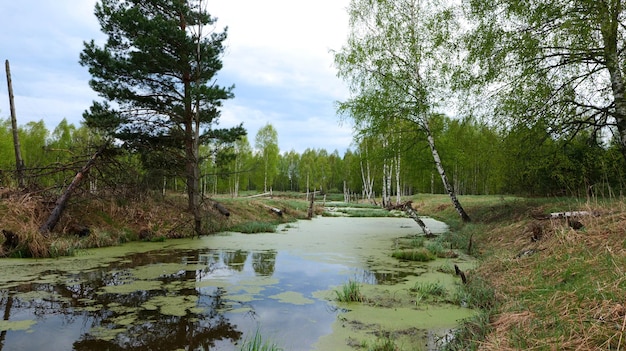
[[0, 248, 280, 351]]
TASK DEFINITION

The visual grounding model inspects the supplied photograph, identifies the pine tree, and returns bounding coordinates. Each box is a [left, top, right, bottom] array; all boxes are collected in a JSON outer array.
[[80, 0, 245, 235]]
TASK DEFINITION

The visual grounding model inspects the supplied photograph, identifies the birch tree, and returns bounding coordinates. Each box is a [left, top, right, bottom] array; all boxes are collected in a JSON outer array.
[[254, 123, 279, 193], [464, 0, 626, 161], [335, 0, 471, 221]]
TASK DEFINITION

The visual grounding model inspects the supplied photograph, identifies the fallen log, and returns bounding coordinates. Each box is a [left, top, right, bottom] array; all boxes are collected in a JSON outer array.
[[39, 144, 106, 235], [247, 191, 272, 198], [262, 204, 283, 216], [212, 201, 230, 217], [532, 210, 599, 220]]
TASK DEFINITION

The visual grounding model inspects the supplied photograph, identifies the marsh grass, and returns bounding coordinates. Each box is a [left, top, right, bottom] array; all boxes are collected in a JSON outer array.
[[425, 241, 444, 256], [239, 328, 283, 351], [228, 221, 277, 234], [335, 280, 366, 303], [363, 334, 399, 351], [410, 236, 425, 248], [391, 247, 436, 262], [411, 281, 447, 300]]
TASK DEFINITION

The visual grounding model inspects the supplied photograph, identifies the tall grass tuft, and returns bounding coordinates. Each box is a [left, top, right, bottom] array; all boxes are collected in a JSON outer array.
[[365, 334, 399, 351], [239, 328, 283, 351], [411, 281, 447, 299], [229, 221, 277, 234], [335, 280, 366, 302], [392, 247, 436, 262]]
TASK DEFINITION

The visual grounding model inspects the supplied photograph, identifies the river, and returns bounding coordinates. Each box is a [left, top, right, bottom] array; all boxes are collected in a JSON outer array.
[[0, 216, 474, 350]]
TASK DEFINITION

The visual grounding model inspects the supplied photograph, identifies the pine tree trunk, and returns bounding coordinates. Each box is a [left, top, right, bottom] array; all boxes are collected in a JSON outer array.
[[424, 120, 471, 222]]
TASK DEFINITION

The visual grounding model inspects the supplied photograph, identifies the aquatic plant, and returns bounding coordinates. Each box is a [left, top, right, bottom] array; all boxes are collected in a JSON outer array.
[[425, 241, 444, 256], [335, 280, 366, 302], [410, 236, 425, 248], [239, 329, 283, 351], [443, 310, 492, 351], [452, 275, 496, 310], [391, 248, 436, 262], [362, 334, 399, 351], [229, 221, 277, 234], [411, 281, 447, 299]]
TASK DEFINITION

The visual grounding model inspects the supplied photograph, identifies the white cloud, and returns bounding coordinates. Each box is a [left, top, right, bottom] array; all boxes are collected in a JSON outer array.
[[0, 0, 353, 154]]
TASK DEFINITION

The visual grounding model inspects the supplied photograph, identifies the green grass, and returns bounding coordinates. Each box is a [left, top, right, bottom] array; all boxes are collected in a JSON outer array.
[[239, 329, 283, 351], [409, 236, 425, 248], [362, 334, 399, 351], [411, 281, 447, 299], [425, 241, 445, 256], [391, 247, 436, 262], [335, 280, 366, 302], [228, 221, 277, 234], [443, 310, 492, 351]]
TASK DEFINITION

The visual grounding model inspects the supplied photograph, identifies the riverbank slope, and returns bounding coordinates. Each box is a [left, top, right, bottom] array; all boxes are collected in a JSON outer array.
[[415, 195, 626, 350]]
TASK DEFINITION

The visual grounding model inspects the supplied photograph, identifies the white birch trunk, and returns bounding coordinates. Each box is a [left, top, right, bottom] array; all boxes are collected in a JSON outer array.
[[395, 152, 401, 205], [423, 119, 471, 222]]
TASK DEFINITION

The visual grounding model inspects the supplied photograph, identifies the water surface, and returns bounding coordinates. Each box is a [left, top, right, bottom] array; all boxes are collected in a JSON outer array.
[[0, 216, 474, 350]]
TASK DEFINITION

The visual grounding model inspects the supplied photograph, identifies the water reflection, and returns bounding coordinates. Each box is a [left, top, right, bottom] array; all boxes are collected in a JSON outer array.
[[0, 216, 471, 351], [0, 248, 345, 351]]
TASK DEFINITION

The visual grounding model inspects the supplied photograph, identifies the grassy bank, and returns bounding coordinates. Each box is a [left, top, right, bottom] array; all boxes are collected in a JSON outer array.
[[0, 190, 318, 258], [414, 194, 626, 350]]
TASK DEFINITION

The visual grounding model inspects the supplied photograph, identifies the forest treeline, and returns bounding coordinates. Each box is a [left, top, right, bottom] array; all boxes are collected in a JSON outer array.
[[1, 115, 624, 200]]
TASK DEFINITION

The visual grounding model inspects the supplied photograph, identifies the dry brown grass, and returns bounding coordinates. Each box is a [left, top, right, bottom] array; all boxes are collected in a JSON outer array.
[[469, 200, 626, 350], [0, 190, 311, 258]]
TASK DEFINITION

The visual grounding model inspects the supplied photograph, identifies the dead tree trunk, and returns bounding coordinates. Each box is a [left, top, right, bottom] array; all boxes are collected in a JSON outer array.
[[5, 60, 25, 188], [39, 145, 106, 235], [307, 190, 315, 219]]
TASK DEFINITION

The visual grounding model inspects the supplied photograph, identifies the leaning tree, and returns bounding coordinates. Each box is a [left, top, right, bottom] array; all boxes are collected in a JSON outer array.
[[80, 0, 244, 235], [335, 0, 471, 222]]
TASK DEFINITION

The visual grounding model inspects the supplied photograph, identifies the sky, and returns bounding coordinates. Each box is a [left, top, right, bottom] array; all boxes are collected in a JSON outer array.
[[0, 0, 354, 154]]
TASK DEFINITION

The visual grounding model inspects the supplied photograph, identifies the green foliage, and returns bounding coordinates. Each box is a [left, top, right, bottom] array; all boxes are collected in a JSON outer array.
[[463, 0, 626, 166], [80, 0, 244, 234], [254, 124, 280, 192]]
